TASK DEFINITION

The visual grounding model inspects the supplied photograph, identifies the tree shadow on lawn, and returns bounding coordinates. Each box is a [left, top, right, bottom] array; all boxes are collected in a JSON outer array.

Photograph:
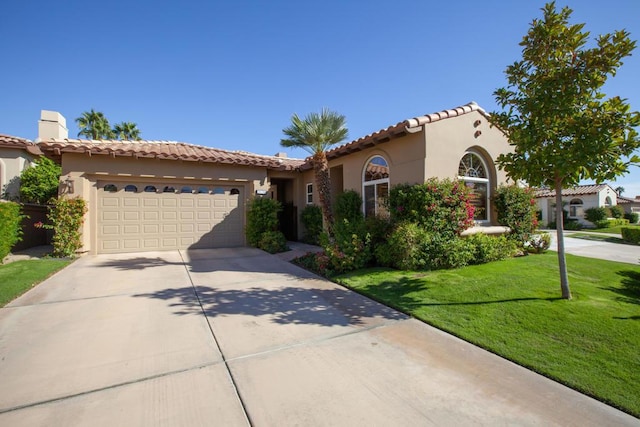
[[359, 276, 562, 310], [133, 284, 406, 327], [609, 270, 640, 309]]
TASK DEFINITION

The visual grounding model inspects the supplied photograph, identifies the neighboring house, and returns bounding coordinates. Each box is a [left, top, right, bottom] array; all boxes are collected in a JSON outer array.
[[28, 102, 513, 255], [535, 184, 618, 227], [616, 196, 640, 221], [0, 134, 42, 200]]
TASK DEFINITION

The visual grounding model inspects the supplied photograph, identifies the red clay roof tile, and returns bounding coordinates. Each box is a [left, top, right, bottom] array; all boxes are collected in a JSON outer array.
[[0, 134, 43, 155]]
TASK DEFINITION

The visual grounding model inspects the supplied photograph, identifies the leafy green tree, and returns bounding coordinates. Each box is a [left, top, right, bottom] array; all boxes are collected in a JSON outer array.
[[76, 109, 114, 139], [281, 108, 348, 234], [19, 157, 61, 204], [113, 121, 141, 140], [491, 2, 640, 299]]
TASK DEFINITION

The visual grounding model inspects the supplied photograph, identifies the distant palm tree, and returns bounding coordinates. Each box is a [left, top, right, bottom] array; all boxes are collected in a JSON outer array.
[[113, 122, 141, 140], [76, 109, 114, 139], [281, 108, 348, 234], [615, 186, 625, 196]]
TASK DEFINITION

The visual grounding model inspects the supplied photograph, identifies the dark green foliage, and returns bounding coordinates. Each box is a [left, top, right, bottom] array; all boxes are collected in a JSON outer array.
[[466, 233, 518, 264], [389, 178, 474, 240], [47, 197, 87, 258], [245, 197, 282, 247], [564, 219, 583, 230], [258, 230, 288, 254], [300, 204, 323, 244], [624, 212, 639, 224], [621, 227, 640, 244], [594, 218, 629, 229], [375, 222, 430, 270], [334, 190, 363, 223], [19, 157, 61, 204], [609, 205, 625, 219], [364, 215, 392, 264], [585, 207, 609, 223], [494, 185, 539, 244], [320, 218, 371, 274], [0, 202, 23, 262]]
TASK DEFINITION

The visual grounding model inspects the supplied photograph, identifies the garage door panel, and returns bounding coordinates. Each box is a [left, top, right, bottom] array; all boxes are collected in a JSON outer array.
[[98, 183, 244, 254]]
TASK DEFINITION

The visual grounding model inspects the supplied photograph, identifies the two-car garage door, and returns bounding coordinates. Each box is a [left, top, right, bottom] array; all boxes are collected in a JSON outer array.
[[97, 181, 244, 254]]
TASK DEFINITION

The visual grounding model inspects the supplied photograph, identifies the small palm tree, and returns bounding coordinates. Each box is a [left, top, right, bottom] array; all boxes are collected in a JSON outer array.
[[281, 108, 349, 234], [76, 109, 113, 139], [113, 122, 141, 140]]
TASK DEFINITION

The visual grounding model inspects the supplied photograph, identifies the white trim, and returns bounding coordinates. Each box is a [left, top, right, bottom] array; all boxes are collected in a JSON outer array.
[[305, 182, 313, 204], [362, 155, 390, 217], [458, 151, 490, 223]]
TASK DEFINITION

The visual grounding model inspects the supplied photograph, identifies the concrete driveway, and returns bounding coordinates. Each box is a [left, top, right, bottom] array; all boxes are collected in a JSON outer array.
[[0, 248, 636, 426]]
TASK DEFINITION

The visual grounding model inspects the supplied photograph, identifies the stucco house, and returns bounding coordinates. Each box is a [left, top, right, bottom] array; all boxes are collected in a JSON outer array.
[[0, 134, 43, 200], [26, 101, 513, 254], [535, 184, 618, 227]]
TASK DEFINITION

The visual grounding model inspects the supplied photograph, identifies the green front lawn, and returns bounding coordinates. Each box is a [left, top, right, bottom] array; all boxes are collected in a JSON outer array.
[[0, 259, 71, 306], [586, 224, 640, 234], [335, 252, 640, 417]]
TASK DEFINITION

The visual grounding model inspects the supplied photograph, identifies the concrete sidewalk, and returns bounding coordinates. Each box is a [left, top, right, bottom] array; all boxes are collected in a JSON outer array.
[[0, 248, 637, 426], [549, 230, 640, 264]]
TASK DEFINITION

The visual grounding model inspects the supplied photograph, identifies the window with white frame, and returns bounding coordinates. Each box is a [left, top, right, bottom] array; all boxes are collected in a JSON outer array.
[[458, 152, 489, 222], [363, 156, 389, 217], [569, 198, 583, 218], [306, 183, 313, 204]]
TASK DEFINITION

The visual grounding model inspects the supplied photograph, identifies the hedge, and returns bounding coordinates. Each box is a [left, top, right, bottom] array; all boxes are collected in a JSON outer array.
[[621, 227, 640, 244], [0, 201, 23, 262]]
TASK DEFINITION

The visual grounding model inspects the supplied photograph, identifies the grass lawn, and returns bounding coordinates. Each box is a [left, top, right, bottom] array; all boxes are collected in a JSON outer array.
[[568, 233, 632, 245], [586, 224, 640, 234], [0, 259, 71, 307], [334, 252, 640, 417]]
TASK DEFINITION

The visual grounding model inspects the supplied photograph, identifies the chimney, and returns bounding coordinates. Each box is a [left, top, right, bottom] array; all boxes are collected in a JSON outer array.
[[37, 110, 68, 141], [274, 152, 287, 158]]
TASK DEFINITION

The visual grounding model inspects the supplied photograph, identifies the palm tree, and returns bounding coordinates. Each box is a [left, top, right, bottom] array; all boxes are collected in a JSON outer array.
[[75, 109, 114, 139], [281, 108, 348, 234], [113, 122, 141, 140], [615, 186, 625, 196]]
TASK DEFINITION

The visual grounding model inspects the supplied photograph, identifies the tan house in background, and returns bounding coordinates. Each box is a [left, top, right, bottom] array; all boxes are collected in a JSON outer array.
[[29, 101, 512, 254], [0, 135, 43, 200]]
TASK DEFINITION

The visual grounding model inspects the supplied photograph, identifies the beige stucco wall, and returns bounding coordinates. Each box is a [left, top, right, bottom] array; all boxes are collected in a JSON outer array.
[[60, 153, 271, 254], [0, 148, 36, 200]]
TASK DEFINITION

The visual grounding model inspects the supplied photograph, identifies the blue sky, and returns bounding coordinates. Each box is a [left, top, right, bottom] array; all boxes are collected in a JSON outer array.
[[2, 1, 639, 194]]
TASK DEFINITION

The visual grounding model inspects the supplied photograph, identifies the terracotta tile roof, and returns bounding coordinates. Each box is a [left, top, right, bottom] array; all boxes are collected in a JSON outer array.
[[36, 138, 305, 171], [534, 184, 614, 198], [615, 196, 640, 204], [298, 101, 488, 170], [0, 134, 43, 155]]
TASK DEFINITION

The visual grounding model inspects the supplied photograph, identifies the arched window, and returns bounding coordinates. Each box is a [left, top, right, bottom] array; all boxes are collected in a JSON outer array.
[[180, 186, 193, 194], [569, 198, 584, 218], [163, 186, 176, 193], [230, 188, 240, 195], [363, 156, 389, 217], [124, 184, 138, 193], [144, 185, 157, 193], [212, 187, 225, 195], [103, 184, 118, 192], [604, 196, 612, 207], [458, 152, 489, 221], [197, 186, 209, 194]]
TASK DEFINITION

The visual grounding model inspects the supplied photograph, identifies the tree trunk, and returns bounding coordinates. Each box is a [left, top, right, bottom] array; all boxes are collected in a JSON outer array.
[[313, 151, 334, 235], [554, 178, 572, 299]]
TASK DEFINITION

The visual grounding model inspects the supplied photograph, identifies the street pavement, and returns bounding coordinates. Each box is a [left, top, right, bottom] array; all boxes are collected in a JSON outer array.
[[0, 247, 637, 426]]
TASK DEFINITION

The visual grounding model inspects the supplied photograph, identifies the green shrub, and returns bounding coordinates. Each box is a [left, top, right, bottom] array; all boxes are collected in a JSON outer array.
[[46, 197, 87, 258], [609, 205, 625, 219], [245, 197, 281, 247], [585, 207, 609, 224], [437, 237, 476, 269], [300, 204, 323, 244], [375, 221, 430, 270], [466, 233, 517, 264], [258, 230, 288, 254], [334, 190, 363, 223], [0, 202, 24, 262], [525, 232, 552, 254], [320, 218, 371, 274], [564, 219, 583, 230], [19, 157, 61, 204], [493, 185, 539, 244], [594, 218, 629, 229], [621, 227, 640, 244], [389, 178, 474, 239], [365, 215, 392, 263], [624, 212, 639, 224]]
